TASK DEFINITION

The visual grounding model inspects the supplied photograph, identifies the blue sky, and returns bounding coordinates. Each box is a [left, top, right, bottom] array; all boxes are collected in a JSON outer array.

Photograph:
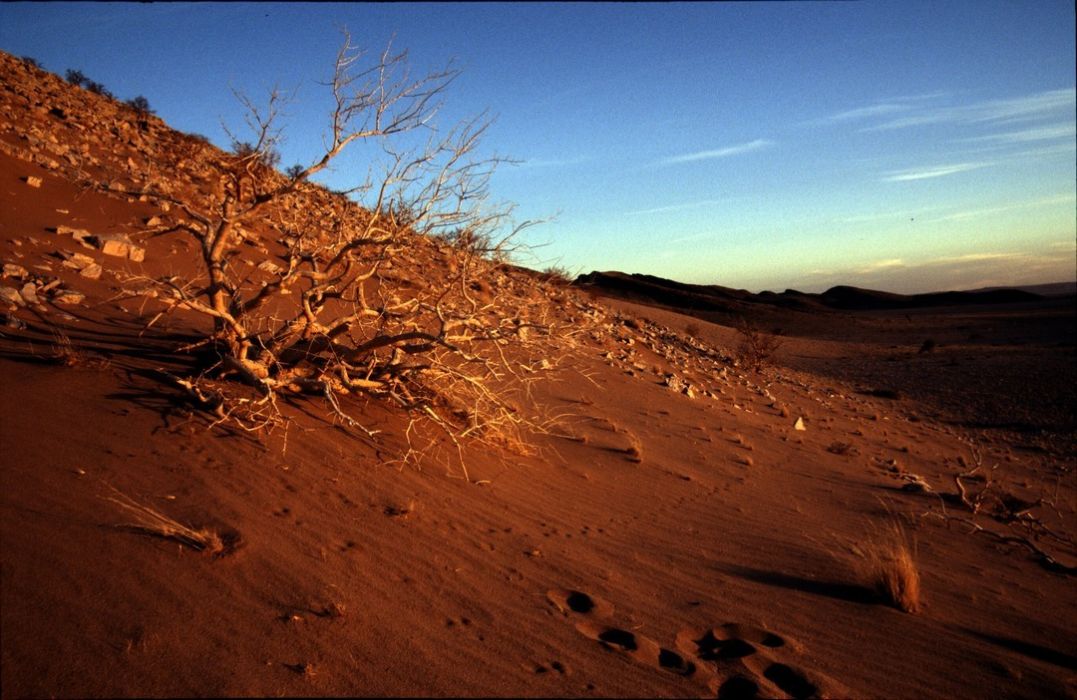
[[2, 1, 1074, 293]]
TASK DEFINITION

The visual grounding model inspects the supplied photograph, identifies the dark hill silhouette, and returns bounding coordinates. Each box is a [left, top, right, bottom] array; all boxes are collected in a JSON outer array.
[[575, 271, 1047, 312]]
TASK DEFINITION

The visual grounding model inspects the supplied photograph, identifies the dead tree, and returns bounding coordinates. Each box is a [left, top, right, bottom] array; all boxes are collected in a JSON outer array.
[[128, 31, 565, 475]]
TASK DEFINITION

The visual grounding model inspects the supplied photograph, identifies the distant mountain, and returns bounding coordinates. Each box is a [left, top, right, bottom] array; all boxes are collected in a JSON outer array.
[[575, 271, 1050, 312], [964, 281, 1076, 298]]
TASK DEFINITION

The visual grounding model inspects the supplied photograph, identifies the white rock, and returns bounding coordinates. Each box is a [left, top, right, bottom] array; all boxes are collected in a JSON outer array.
[[3, 263, 28, 278], [25, 176, 42, 188], [54, 290, 85, 305], [794, 417, 807, 431], [79, 263, 103, 280]]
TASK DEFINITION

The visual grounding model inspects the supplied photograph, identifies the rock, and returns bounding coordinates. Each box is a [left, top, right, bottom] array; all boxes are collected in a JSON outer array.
[[794, 417, 807, 431], [663, 374, 686, 393], [145, 215, 161, 227], [53, 290, 85, 305], [94, 233, 145, 262], [56, 225, 97, 249], [24, 175, 42, 187], [2, 263, 28, 279], [18, 283, 38, 305], [60, 251, 96, 270], [1, 286, 24, 307], [257, 260, 282, 274], [79, 263, 103, 280]]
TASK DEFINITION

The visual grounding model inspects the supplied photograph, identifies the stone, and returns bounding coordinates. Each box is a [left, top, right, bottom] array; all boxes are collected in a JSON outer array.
[[79, 263, 103, 280], [61, 252, 96, 270], [94, 233, 145, 262], [53, 290, 85, 305], [18, 283, 38, 305], [2, 263, 28, 279], [145, 215, 161, 227], [1, 286, 24, 307], [794, 417, 807, 431], [56, 225, 96, 249], [24, 175, 42, 187]]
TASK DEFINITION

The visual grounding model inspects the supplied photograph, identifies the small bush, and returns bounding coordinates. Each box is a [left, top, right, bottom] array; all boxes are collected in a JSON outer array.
[[540, 265, 573, 286], [86, 81, 113, 99], [20, 56, 42, 69], [231, 140, 281, 168], [827, 441, 855, 456], [65, 69, 88, 86], [285, 163, 306, 180], [125, 95, 155, 117], [734, 316, 783, 373]]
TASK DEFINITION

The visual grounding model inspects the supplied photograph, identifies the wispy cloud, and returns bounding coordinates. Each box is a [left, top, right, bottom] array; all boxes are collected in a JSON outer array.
[[924, 193, 1077, 222], [815, 92, 948, 125], [882, 162, 990, 182], [864, 88, 1075, 131], [802, 247, 1074, 294], [838, 204, 950, 224], [513, 156, 590, 170], [658, 139, 774, 166], [855, 258, 906, 273], [957, 122, 1076, 144], [625, 198, 725, 217], [826, 103, 910, 122]]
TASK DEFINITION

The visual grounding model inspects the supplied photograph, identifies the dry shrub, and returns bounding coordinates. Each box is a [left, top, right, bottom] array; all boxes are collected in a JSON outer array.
[[117, 30, 580, 479], [859, 523, 921, 613], [733, 316, 783, 373], [540, 265, 573, 286]]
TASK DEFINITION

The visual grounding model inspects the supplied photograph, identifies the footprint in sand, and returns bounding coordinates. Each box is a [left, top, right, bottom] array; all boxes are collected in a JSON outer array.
[[675, 623, 845, 698], [547, 588, 846, 698], [546, 589, 696, 678]]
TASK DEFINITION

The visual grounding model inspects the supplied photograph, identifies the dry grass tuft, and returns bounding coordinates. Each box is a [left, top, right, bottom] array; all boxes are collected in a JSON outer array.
[[860, 523, 921, 613], [104, 487, 226, 555]]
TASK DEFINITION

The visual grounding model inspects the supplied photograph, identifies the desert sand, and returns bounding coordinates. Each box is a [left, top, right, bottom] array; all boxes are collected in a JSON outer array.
[[1, 51, 1075, 699]]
